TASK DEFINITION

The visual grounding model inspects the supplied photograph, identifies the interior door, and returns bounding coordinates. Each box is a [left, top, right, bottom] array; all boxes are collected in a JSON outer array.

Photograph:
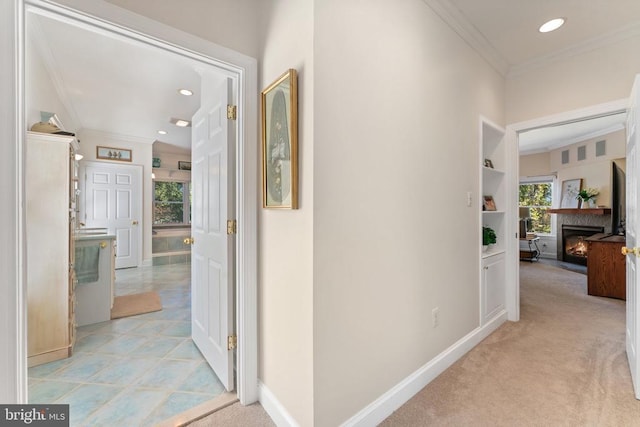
[[625, 74, 640, 399], [191, 74, 236, 391], [82, 161, 142, 269]]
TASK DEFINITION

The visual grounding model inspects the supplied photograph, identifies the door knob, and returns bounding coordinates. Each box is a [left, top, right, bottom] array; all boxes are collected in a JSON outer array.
[[183, 237, 195, 245], [622, 247, 639, 256], [132, 220, 139, 225]]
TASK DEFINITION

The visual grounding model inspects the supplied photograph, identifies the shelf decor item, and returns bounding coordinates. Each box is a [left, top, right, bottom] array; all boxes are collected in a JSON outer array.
[[178, 161, 191, 171], [483, 226, 497, 248], [96, 146, 132, 162], [576, 187, 598, 208], [261, 69, 298, 209], [484, 158, 494, 168], [560, 178, 582, 208], [483, 195, 497, 211], [152, 157, 161, 168]]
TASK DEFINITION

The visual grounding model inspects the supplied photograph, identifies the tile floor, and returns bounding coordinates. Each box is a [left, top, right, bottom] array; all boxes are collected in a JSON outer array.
[[28, 263, 226, 427]]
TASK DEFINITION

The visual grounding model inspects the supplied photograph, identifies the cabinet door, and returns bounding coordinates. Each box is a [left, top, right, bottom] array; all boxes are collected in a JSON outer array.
[[482, 253, 506, 324]]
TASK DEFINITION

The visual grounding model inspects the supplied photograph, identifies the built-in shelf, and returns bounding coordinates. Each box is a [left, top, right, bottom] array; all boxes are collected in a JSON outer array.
[[483, 210, 505, 214], [483, 166, 505, 175], [482, 249, 506, 259], [548, 208, 611, 215]]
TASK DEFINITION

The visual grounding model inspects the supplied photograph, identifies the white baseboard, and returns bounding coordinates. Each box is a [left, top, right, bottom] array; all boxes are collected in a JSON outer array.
[[342, 312, 508, 427], [258, 381, 300, 427]]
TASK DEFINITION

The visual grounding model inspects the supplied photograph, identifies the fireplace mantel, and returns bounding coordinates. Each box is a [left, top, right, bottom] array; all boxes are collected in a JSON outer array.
[[548, 208, 611, 215]]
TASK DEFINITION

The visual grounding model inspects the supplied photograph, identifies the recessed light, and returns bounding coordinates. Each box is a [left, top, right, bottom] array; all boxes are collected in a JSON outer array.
[[158, 130, 167, 135], [178, 88, 193, 96], [539, 18, 566, 33], [175, 119, 190, 127]]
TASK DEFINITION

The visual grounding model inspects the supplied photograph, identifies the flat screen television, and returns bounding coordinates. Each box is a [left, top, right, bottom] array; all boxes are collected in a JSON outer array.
[[611, 161, 626, 235]]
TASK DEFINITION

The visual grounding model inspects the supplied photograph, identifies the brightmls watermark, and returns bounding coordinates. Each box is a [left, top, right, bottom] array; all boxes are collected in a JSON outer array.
[[0, 405, 69, 426]]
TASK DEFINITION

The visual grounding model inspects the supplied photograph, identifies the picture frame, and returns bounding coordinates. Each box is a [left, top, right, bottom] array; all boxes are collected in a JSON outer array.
[[261, 69, 298, 209], [483, 195, 497, 211], [484, 158, 494, 169], [560, 178, 582, 208], [178, 161, 191, 171], [96, 146, 132, 162]]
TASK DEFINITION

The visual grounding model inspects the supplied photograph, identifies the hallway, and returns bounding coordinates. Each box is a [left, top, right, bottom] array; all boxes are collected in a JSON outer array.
[[28, 263, 226, 426]]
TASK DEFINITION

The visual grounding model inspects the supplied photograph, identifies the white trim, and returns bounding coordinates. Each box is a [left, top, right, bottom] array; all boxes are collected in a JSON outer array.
[[258, 382, 300, 427], [341, 312, 507, 427], [506, 99, 630, 326], [12, 0, 258, 406]]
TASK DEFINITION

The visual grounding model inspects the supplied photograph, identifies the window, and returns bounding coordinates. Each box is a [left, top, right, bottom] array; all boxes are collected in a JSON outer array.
[[154, 181, 191, 225], [519, 180, 552, 234]]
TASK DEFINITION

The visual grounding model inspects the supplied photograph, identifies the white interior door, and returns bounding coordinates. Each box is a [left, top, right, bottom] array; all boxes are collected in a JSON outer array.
[[625, 74, 640, 399], [191, 74, 236, 391], [82, 161, 142, 269]]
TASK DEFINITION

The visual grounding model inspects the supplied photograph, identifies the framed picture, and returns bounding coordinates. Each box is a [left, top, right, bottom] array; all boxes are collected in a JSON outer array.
[[560, 178, 582, 208], [261, 69, 298, 209], [483, 195, 497, 211], [96, 146, 132, 162], [484, 158, 494, 169], [178, 161, 191, 171]]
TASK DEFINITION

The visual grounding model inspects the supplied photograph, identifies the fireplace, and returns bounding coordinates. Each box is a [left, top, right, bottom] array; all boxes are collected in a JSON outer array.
[[562, 225, 604, 266]]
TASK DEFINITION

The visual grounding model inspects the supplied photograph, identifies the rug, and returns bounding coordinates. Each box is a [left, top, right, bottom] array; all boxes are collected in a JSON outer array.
[[111, 291, 162, 319]]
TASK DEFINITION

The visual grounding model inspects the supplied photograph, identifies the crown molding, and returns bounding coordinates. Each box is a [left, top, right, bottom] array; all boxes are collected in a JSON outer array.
[[421, 0, 510, 76], [520, 123, 625, 155], [509, 21, 640, 78]]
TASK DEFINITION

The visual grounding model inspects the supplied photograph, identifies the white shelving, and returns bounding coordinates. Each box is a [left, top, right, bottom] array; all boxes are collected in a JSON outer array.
[[480, 117, 507, 326]]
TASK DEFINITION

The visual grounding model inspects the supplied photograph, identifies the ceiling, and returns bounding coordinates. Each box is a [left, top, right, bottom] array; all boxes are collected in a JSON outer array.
[[28, 2, 640, 152]]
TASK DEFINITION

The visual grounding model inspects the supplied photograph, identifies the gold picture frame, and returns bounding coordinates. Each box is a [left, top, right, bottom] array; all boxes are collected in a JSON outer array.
[[261, 69, 298, 209], [96, 146, 132, 162]]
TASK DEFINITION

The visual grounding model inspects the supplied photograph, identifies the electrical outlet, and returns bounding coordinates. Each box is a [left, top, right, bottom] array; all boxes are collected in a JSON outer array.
[[432, 307, 440, 328], [466, 192, 472, 207]]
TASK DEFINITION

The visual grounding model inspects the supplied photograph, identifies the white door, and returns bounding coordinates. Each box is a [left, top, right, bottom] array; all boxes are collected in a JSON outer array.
[[82, 161, 142, 269], [191, 74, 236, 391], [625, 74, 640, 399]]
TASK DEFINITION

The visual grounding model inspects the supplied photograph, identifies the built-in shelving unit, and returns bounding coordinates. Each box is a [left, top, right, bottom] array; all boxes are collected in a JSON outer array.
[[480, 117, 507, 326]]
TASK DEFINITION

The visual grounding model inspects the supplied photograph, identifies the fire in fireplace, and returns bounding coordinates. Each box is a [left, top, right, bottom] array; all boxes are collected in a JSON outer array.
[[562, 225, 604, 266]]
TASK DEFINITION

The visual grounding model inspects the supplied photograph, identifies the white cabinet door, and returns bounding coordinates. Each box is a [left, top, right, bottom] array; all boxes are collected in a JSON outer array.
[[482, 253, 506, 325]]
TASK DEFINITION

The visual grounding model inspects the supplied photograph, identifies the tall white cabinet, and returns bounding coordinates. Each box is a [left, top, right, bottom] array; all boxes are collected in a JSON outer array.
[[26, 131, 78, 367], [480, 118, 507, 326]]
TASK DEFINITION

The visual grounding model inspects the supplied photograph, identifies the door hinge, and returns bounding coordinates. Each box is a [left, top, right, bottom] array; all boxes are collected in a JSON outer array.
[[227, 219, 237, 235], [227, 105, 237, 120], [227, 335, 237, 350]]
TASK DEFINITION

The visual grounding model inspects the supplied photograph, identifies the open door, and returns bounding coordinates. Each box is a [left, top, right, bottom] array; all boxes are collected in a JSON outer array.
[[625, 74, 640, 399], [190, 73, 236, 391]]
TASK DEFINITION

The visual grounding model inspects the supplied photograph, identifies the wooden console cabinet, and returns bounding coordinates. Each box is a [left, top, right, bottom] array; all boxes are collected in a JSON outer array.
[[586, 233, 626, 300]]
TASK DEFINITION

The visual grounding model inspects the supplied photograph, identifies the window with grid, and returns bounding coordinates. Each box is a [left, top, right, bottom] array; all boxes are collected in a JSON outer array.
[[519, 180, 552, 234], [153, 181, 191, 225]]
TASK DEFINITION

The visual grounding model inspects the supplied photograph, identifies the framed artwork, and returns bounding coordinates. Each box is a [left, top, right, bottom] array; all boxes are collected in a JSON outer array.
[[178, 161, 191, 171], [96, 146, 132, 162], [483, 195, 497, 211], [484, 158, 494, 169], [261, 69, 298, 209], [560, 178, 582, 208]]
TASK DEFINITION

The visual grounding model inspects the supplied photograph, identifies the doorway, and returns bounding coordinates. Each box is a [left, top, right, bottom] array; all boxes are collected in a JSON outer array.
[[13, 0, 258, 408], [506, 99, 629, 321]]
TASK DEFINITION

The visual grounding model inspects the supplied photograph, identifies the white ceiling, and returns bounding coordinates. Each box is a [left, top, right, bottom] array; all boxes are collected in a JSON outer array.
[[29, 13, 202, 150], [28, 2, 640, 152]]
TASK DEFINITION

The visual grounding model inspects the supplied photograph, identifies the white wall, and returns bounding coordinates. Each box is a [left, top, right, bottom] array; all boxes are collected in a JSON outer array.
[[313, 0, 504, 424], [258, 0, 314, 424], [506, 35, 640, 124], [77, 129, 154, 264]]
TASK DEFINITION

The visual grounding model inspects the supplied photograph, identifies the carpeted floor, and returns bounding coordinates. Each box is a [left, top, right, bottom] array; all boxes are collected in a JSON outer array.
[[381, 261, 640, 426], [190, 262, 640, 426]]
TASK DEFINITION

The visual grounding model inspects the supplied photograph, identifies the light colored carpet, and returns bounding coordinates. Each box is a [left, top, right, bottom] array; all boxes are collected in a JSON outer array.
[[187, 262, 640, 426], [187, 402, 275, 427], [381, 261, 640, 426], [110, 291, 162, 319]]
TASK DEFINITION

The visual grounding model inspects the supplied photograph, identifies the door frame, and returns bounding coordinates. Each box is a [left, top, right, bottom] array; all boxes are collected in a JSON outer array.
[[4, 0, 258, 405], [505, 98, 629, 322], [80, 161, 144, 269]]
